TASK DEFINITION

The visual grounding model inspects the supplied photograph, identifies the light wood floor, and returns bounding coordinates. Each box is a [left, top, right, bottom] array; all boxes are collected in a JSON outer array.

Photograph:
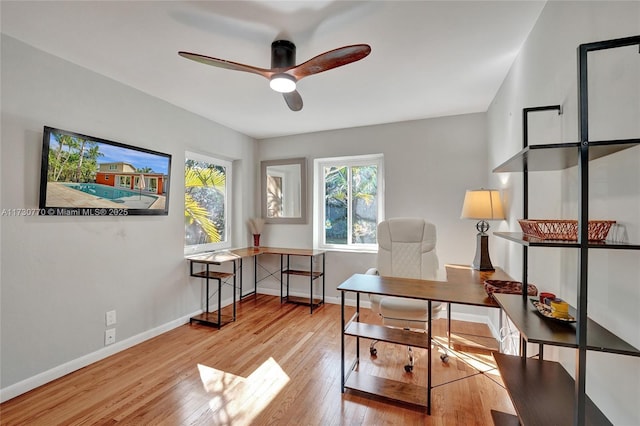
[[0, 295, 516, 425]]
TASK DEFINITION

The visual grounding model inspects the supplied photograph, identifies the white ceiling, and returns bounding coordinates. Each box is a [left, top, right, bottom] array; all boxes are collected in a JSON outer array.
[[1, 1, 546, 139]]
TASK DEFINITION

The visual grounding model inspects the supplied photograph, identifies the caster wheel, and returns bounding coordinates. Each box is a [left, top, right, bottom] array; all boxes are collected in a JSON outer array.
[[440, 354, 449, 363], [404, 365, 413, 373], [370, 347, 377, 356]]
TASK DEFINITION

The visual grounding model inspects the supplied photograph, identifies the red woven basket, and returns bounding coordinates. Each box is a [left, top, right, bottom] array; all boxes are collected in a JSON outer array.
[[484, 280, 538, 299], [518, 219, 615, 241]]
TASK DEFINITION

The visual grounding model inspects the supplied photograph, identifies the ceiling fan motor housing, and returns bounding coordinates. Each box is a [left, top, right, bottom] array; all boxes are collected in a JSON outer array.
[[271, 40, 296, 69]]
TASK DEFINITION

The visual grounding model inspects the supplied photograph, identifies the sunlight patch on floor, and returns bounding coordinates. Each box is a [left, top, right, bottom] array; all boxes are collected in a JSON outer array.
[[197, 357, 290, 425], [432, 334, 502, 379]]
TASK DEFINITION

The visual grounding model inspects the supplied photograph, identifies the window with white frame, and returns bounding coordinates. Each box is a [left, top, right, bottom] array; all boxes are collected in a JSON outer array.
[[184, 151, 232, 254], [314, 154, 384, 251]]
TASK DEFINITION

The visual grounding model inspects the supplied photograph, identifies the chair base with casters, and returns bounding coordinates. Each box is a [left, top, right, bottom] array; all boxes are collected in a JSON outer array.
[[365, 218, 447, 372], [369, 296, 450, 372]]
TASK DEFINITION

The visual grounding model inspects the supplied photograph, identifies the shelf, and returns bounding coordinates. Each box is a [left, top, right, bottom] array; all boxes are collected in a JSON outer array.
[[190, 270, 234, 279], [189, 312, 235, 328], [345, 322, 430, 349], [493, 294, 640, 357], [490, 410, 520, 426], [283, 295, 324, 307], [494, 232, 579, 247], [493, 353, 611, 426], [493, 138, 640, 173], [494, 232, 640, 250], [282, 269, 324, 279], [344, 370, 427, 408]]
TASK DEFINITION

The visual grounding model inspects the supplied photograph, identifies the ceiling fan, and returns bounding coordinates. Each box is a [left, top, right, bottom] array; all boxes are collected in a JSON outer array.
[[178, 40, 371, 111]]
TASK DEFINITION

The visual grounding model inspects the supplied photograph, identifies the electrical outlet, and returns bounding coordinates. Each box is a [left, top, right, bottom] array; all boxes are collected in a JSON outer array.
[[105, 328, 116, 346], [106, 310, 116, 326]]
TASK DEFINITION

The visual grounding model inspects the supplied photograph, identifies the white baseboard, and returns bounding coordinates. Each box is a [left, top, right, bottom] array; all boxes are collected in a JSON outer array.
[[0, 310, 198, 403]]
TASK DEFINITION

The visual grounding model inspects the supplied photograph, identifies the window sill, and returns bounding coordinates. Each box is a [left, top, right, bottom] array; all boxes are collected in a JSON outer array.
[[316, 247, 377, 255]]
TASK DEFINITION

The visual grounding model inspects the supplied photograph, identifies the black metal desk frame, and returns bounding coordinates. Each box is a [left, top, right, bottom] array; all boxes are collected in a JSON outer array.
[[188, 255, 238, 329]]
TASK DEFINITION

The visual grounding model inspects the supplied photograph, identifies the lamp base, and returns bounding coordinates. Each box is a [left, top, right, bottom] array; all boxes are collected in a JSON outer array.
[[472, 233, 495, 271]]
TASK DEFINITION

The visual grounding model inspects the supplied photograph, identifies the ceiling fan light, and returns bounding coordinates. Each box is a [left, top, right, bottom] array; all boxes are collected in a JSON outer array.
[[270, 74, 296, 93]]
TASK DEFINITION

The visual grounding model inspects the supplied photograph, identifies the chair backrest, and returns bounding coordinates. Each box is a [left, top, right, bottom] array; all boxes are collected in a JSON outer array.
[[376, 218, 439, 280]]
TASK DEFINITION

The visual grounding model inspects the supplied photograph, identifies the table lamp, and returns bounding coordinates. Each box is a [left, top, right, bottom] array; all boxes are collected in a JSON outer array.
[[460, 189, 505, 271]]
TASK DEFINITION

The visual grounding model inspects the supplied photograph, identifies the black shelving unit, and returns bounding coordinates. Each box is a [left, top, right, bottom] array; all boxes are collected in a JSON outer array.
[[492, 35, 640, 425]]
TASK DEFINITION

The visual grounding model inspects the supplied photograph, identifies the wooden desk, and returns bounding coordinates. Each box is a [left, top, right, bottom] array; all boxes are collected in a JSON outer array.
[[231, 247, 326, 313], [187, 251, 241, 329], [337, 265, 510, 414]]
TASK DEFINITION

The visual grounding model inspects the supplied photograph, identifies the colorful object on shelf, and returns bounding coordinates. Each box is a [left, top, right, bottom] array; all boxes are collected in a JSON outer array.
[[530, 299, 575, 323], [484, 280, 538, 299], [539, 292, 556, 304], [518, 219, 615, 241], [253, 234, 261, 247], [549, 298, 570, 319]]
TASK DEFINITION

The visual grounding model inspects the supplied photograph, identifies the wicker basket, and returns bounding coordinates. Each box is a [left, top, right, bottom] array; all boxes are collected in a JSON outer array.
[[518, 219, 615, 241], [484, 280, 538, 299]]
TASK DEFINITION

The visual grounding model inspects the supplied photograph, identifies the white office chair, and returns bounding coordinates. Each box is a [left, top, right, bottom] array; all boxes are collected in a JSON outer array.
[[366, 218, 447, 372]]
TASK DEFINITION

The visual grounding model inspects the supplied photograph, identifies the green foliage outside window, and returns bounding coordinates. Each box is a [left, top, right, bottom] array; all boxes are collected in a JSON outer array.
[[184, 160, 226, 245], [324, 164, 378, 245]]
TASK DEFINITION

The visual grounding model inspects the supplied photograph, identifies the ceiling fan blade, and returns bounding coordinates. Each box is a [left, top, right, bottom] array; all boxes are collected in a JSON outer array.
[[283, 90, 303, 111], [178, 51, 273, 79], [288, 44, 371, 80]]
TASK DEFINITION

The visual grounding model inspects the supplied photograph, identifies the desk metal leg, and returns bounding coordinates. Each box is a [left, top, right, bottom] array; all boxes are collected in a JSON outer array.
[[356, 293, 360, 356], [233, 260, 237, 321], [427, 300, 432, 415], [447, 302, 452, 348], [309, 255, 314, 314], [341, 291, 345, 392], [217, 275, 222, 329], [280, 255, 284, 303], [286, 255, 290, 302], [322, 253, 326, 306], [205, 264, 210, 314]]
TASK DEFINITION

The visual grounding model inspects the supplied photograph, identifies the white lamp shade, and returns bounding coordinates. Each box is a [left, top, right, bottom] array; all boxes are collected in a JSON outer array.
[[460, 189, 505, 220]]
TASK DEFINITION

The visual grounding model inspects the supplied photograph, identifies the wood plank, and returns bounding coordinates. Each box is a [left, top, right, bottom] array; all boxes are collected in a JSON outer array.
[[0, 296, 516, 425], [260, 247, 325, 256], [345, 321, 430, 349], [283, 269, 323, 278], [493, 353, 611, 426], [345, 370, 427, 408], [337, 266, 511, 308], [189, 312, 235, 327], [190, 270, 234, 279], [284, 295, 323, 306]]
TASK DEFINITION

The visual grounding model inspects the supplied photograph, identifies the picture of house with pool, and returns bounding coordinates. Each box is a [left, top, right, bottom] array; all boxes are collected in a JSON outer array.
[[43, 130, 170, 210]]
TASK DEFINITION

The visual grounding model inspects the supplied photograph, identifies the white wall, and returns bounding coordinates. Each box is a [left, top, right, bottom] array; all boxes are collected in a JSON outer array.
[[255, 114, 494, 322], [0, 35, 257, 399], [487, 2, 640, 424]]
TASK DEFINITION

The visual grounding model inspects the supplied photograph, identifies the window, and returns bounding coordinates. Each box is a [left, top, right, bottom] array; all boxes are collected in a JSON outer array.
[[117, 175, 131, 188], [314, 154, 384, 251], [184, 151, 232, 254]]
